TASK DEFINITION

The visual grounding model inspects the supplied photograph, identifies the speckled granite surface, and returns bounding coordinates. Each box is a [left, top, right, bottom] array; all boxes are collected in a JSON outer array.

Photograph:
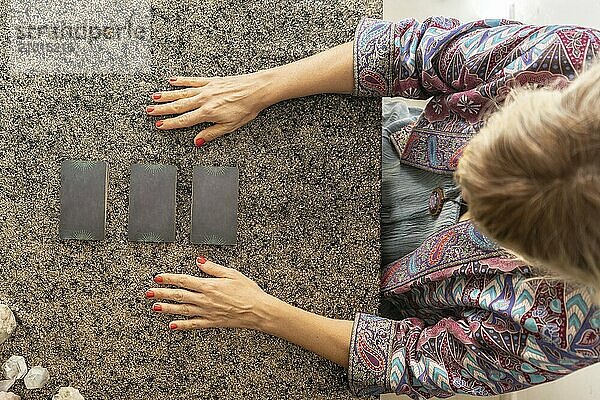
[[0, 0, 381, 399]]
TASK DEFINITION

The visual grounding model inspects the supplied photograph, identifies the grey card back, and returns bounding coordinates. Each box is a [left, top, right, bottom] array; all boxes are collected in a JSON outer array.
[[128, 164, 177, 243], [59, 160, 108, 241], [191, 166, 239, 245]]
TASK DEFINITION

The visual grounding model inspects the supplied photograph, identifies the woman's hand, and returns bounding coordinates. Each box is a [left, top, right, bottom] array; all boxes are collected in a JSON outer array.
[[146, 41, 355, 147], [147, 255, 354, 367], [146, 72, 276, 147], [146, 256, 276, 330]]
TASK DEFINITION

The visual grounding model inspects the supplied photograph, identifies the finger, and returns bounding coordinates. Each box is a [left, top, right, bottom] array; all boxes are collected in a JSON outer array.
[[169, 318, 217, 331], [169, 76, 212, 87], [155, 108, 207, 130], [193, 124, 233, 147], [146, 287, 202, 305], [152, 302, 205, 317], [196, 257, 238, 279], [149, 87, 203, 103], [154, 273, 221, 292], [148, 95, 204, 117]]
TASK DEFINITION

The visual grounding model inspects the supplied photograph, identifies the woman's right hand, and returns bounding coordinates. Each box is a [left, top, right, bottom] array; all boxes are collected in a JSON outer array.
[[146, 71, 276, 147]]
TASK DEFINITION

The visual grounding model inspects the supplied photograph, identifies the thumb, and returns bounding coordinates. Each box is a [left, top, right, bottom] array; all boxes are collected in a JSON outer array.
[[194, 124, 231, 147]]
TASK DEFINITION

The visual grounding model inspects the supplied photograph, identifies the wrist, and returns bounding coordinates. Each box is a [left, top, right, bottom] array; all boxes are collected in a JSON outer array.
[[253, 293, 291, 334], [252, 293, 354, 368], [253, 67, 289, 108]]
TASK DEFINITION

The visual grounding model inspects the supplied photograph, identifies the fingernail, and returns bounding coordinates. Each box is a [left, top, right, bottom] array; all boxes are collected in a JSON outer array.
[[146, 106, 154, 113], [145, 290, 155, 298], [155, 120, 163, 128], [152, 93, 161, 100], [194, 137, 205, 147], [196, 256, 206, 265], [152, 303, 162, 312], [169, 322, 177, 330], [153, 275, 163, 283], [169, 77, 177, 82]]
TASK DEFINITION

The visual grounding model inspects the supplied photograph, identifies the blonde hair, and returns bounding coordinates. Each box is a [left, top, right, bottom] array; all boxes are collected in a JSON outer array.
[[455, 61, 600, 292]]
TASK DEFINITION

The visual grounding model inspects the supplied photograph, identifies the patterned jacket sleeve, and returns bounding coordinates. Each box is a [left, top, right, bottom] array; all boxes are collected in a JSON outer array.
[[353, 16, 463, 98], [348, 276, 600, 398], [353, 17, 552, 99]]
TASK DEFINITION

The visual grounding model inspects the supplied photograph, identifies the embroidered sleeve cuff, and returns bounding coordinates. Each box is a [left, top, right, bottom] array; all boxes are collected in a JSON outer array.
[[348, 312, 396, 396], [353, 17, 396, 97]]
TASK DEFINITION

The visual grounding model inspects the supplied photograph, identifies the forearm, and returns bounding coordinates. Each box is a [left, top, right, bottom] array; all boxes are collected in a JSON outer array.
[[257, 294, 354, 368], [257, 41, 354, 106]]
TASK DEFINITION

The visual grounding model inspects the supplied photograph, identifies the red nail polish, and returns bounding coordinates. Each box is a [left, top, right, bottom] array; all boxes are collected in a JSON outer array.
[[169, 322, 177, 330], [169, 77, 177, 82], [152, 93, 161, 100], [153, 275, 163, 283], [155, 120, 163, 128], [145, 290, 155, 298], [153, 303, 162, 312], [196, 256, 206, 265], [146, 106, 154, 113], [195, 137, 205, 147]]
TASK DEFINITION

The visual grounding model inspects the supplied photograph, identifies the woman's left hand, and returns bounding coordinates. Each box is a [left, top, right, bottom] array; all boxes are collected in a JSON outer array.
[[147, 257, 354, 367], [146, 256, 275, 331]]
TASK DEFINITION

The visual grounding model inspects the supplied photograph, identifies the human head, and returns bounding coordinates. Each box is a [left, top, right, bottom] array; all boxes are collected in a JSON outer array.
[[455, 61, 600, 292]]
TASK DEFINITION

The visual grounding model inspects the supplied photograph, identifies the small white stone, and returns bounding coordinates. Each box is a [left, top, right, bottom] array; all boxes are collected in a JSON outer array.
[[0, 305, 16, 345], [0, 391, 21, 400], [23, 365, 49, 389], [52, 387, 84, 400], [2, 356, 27, 380], [0, 380, 14, 392]]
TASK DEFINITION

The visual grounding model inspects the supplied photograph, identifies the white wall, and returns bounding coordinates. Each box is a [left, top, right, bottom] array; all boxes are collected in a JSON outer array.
[[510, 0, 600, 27], [381, 1, 600, 400], [383, 0, 600, 25], [383, 0, 510, 23]]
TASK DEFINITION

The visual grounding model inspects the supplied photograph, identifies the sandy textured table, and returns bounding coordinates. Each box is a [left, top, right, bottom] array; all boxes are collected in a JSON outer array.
[[0, 0, 381, 398]]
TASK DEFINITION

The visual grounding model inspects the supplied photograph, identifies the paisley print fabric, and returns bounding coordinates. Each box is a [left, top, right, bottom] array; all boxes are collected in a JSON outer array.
[[380, 221, 506, 295], [349, 222, 600, 398], [353, 17, 600, 174], [349, 18, 600, 397]]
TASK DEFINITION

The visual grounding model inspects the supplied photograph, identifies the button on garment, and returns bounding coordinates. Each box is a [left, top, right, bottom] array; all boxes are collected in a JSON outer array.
[[428, 187, 445, 216]]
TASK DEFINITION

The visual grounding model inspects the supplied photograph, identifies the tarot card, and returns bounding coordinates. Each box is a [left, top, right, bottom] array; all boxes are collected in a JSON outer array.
[[191, 166, 238, 245], [128, 164, 177, 243], [59, 160, 108, 241]]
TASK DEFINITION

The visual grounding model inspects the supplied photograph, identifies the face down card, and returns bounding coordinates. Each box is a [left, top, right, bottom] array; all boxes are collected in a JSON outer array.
[[59, 160, 108, 241], [191, 166, 238, 245], [128, 164, 177, 243]]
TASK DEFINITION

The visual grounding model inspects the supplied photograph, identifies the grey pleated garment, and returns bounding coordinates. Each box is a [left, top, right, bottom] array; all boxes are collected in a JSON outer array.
[[380, 99, 464, 266]]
